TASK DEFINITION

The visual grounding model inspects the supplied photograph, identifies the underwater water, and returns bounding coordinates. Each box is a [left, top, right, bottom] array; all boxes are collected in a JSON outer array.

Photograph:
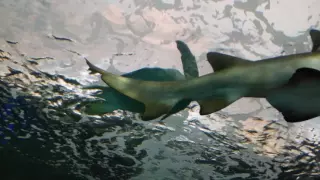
[[0, 0, 319, 179]]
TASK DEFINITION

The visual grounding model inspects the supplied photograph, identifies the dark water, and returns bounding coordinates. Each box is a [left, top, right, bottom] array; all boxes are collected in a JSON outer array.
[[0, 0, 320, 179]]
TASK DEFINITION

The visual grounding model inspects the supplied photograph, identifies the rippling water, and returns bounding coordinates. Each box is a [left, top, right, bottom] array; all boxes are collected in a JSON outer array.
[[0, 0, 320, 179]]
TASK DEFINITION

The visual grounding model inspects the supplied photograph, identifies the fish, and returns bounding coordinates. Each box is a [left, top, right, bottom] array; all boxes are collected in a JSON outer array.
[[86, 29, 320, 121], [83, 41, 199, 117]]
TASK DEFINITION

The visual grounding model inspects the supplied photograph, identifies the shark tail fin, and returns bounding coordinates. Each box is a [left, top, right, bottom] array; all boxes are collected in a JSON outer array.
[[86, 59, 108, 75], [85, 59, 180, 120]]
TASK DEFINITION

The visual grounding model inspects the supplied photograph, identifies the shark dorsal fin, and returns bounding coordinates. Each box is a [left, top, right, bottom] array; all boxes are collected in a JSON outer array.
[[176, 40, 199, 79], [206, 52, 252, 71], [310, 29, 320, 52]]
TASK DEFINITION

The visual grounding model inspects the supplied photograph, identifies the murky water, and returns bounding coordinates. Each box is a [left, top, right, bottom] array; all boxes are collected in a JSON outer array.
[[0, 0, 319, 179]]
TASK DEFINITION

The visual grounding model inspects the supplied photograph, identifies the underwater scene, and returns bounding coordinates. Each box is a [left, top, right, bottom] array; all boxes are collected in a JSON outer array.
[[0, 0, 319, 179]]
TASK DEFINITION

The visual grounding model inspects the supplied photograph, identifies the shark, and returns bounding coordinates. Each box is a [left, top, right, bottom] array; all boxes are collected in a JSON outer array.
[[86, 29, 320, 122], [83, 40, 199, 117]]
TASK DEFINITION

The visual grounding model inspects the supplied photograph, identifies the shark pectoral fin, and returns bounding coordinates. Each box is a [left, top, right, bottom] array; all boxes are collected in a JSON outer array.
[[197, 99, 231, 115], [266, 67, 320, 123], [198, 95, 242, 115], [206, 52, 253, 72], [310, 29, 320, 52], [286, 67, 320, 86], [278, 109, 317, 123], [160, 99, 192, 120], [141, 103, 173, 121]]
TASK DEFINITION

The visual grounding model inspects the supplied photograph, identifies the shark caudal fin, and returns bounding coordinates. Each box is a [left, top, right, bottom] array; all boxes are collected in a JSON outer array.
[[310, 29, 320, 52], [85, 59, 182, 120]]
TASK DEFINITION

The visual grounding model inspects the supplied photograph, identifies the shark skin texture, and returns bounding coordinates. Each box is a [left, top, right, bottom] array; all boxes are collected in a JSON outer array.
[[86, 29, 320, 122]]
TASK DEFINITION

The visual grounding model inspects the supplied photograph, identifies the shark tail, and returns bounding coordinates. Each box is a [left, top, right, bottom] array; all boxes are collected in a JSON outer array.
[[85, 59, 181, 120]]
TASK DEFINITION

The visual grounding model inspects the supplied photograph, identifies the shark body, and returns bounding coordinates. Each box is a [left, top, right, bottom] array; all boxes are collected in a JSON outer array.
[[86, 29, 320, 122]]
